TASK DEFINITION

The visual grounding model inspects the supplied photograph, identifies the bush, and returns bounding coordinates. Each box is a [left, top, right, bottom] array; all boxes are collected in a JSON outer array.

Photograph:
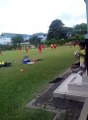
[[45, 38, 58, 46], [0, 45, 13, 51]]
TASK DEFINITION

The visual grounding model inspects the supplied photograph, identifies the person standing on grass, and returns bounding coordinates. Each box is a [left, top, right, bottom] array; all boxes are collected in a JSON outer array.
[[53, 44, 57, 49], [25, 46, 29, 53], [19, 47, 22, 52], [50, 44, 53, 49], [38, 45, 42, 53]]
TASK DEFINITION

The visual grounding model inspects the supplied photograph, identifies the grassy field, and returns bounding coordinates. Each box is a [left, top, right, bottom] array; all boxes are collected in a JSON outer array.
[[0, 46, 78, 120]]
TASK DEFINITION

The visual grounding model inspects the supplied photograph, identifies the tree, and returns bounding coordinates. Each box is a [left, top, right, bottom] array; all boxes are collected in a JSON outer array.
[[45, 38, 58, 46], [74, 23, 87, 35], [29, 35, 41, 47], [68, 23, 87, 42], [73, 34, 85, 41], [47, 19, 66, 40], [11, 35, 24, 48]]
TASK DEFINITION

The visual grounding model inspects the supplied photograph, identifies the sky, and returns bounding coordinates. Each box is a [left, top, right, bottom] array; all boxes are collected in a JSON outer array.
[[0, 0, 87, 35]]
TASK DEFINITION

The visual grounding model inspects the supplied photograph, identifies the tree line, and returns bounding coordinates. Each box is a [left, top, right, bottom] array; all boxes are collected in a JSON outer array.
[[46, 19, 87, 46], [0, 19, 87, 50]]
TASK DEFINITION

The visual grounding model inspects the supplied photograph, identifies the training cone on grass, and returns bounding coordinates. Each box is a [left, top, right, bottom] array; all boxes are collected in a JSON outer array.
[[20, 69, 23, 72]]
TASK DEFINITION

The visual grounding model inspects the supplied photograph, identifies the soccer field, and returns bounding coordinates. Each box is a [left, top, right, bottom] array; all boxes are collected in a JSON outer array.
[[0, 46, 78, 120]]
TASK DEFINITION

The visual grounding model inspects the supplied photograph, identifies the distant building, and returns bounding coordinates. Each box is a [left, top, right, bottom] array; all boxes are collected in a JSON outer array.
[[0, 36, 11, 45], [38, 34, 47, 42], [0, 33, 31, 45], [33, 33, 47, 42], [0, 32, 47, 45]]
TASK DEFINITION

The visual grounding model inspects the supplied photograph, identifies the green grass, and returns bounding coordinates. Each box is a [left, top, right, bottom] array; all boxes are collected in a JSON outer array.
[[0, 46, 78, 120]]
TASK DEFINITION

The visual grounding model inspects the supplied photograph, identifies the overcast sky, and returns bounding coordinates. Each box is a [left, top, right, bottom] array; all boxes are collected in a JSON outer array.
[[0, 0, 87, 35]]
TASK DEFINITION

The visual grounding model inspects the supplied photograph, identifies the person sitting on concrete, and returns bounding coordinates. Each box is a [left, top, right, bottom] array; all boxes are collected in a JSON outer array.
[[71, 42, 86, 74], [71, 51, 80, 72], [79, 41, 86, 74]]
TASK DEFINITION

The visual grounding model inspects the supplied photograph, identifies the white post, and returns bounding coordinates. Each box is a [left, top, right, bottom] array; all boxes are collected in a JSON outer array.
[[84, 0, 88, 75], [85, 0, 88, 33]]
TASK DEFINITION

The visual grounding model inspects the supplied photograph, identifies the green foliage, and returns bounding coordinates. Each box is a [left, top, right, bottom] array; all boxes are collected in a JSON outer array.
[[11, 35, 24, 48], [29, 35, 41, 47], [66, 23, 86, 43], [47, 19, 74, 42], [74, 23, 87, 35], [45, 38, 58, 46], [67, 34, 85, 42], [47, 19, 66, 40], [0, 45, 13, 51], [59, 39, 66, 45], [74, 34, 85, 41], [47, 20, 86, 44]]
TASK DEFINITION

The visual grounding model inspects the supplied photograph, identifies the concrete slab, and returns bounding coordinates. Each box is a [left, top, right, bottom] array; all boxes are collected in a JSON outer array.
[[82, 75, 88, 82], [53, 73, 88, 102], [68, 74, 88, 91]]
